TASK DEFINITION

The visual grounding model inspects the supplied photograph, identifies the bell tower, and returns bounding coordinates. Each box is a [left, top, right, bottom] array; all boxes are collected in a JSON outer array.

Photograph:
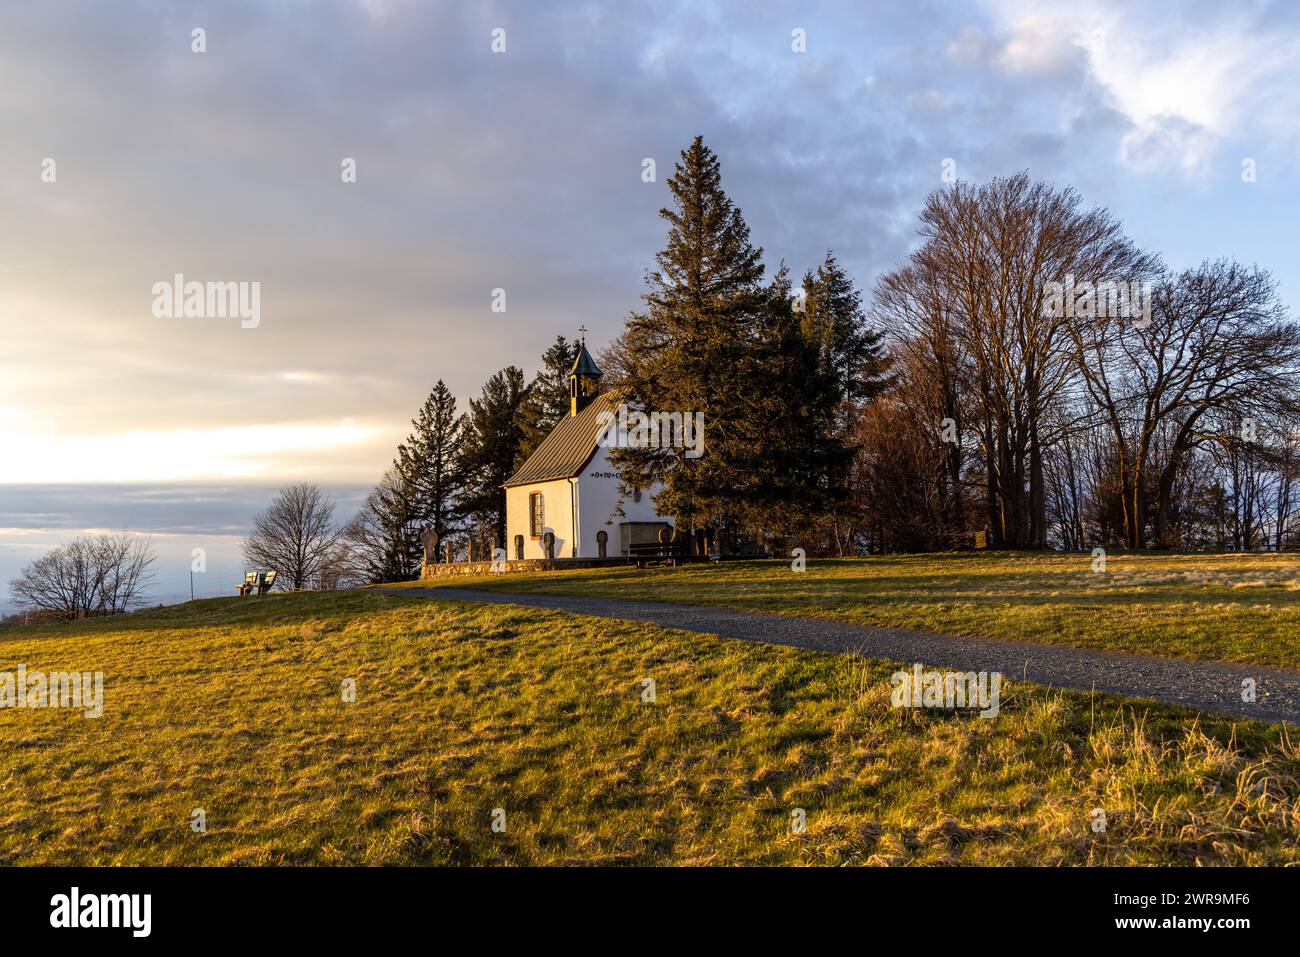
[[569, 326, 602, 416]]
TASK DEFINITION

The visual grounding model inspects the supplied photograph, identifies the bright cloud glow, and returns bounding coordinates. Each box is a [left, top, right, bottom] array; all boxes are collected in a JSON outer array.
[[0, 420, 378, 483], [982, 0, 1300, 174]]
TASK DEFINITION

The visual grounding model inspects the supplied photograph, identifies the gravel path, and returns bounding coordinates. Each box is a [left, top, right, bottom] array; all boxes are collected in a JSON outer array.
[[401, 587, 1300, 723]]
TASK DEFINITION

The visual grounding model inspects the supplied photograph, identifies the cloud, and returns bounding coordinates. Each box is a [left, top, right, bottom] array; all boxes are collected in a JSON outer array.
[[1121, 114, 1219, 178], [1, 0, 1298, 500], [979, 0, 1300, 175], [0, 483, 370, 536], [996, 17, 1088, 76]]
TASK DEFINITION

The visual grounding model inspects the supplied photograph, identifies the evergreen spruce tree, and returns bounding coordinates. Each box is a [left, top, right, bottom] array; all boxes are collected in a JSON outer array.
[[393, 379, 466, 561], [374, 471, 423, 577], [341, 469, 422, 583], [799, 251, 890, 553], [458, 366, 530, 549], [518, 335, 579, 458], [800, 250, 889, 414], [743, 264, 854, 539], [612, 136, 768, 536]]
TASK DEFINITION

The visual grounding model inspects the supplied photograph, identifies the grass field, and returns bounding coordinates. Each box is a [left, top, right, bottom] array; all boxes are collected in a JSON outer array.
[[395, 551, 1300, 668], [2, 586, 1299, 865]]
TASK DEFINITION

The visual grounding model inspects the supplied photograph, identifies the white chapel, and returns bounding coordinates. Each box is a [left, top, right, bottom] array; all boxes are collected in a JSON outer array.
[[503, 341, 669, 559]]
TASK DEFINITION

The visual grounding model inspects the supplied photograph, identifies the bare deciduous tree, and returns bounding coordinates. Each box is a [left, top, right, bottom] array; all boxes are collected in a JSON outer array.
[[862, 174, 1300, 554], [7, 532, 156, 620], [914, 172, 1158, 548], [1072, 261, 1300, 547], [242, 483, 343, 590]]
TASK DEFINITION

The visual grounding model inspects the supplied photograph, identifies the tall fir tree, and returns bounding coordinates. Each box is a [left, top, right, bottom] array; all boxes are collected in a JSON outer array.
[[341, 469, 423, 583], [393, 379, 466, 561], [742, 264, 854, 539], [458, 366, 530, 549], [799, 251, 890, 554], [518, 335, 579, 458], [800, 250, 889, 414], [611, 135, 768, 534]]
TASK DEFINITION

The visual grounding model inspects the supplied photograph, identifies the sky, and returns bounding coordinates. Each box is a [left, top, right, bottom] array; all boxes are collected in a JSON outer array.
[[3, 0, 1300, 609]]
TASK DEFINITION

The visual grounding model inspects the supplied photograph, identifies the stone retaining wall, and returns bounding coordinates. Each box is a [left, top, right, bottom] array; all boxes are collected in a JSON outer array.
[[420, 557, 638, 579]]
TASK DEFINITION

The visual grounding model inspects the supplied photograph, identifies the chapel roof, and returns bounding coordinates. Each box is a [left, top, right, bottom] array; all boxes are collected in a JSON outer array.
[[504, 391, 619, 488]]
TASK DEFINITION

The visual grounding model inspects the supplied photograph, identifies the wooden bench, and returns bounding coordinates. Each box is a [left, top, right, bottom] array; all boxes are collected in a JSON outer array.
[[236, 569, 278, 596], [628, 541, 689, 568]]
